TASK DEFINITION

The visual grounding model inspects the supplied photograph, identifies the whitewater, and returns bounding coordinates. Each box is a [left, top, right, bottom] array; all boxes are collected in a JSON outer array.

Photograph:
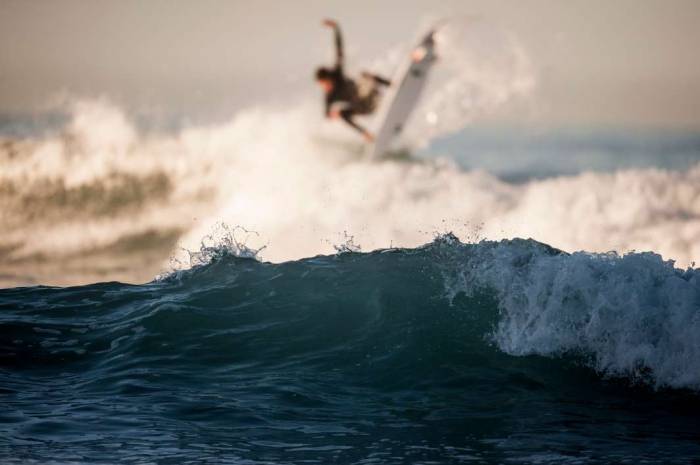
[[1, 98, 699, 287], [2, 19, 699, 286]]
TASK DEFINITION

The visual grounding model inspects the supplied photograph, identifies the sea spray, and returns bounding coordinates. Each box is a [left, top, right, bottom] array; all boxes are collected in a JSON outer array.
[[441, 237, 700, 390], [2, 100, 700, 288]]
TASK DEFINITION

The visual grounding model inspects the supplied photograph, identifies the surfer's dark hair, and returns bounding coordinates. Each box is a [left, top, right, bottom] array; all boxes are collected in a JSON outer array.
[[315, 67, 332, 81]]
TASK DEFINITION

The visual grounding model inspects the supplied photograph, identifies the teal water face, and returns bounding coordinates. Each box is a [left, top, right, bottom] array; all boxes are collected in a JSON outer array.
[[2, 238, 699, 464]]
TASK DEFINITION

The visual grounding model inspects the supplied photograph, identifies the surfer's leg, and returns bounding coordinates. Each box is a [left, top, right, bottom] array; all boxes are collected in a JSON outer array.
[[339, 109, 373, 142], [339, 109, 363, 133], [361, 71, 391, 87], [355, 74, 386, 115], [355, 87, 383, 115]]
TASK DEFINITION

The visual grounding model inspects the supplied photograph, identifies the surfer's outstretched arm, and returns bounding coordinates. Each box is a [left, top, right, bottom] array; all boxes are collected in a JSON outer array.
[[322, 19, 344, 73]]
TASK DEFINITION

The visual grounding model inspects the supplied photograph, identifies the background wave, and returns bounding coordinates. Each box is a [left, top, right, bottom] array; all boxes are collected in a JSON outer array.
[[1, 99, 699, 287], [1, 20, 699, 286]]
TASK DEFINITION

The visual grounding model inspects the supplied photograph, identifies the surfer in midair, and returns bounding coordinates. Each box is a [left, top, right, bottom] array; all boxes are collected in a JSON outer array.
[[315, 19, 391, 142]]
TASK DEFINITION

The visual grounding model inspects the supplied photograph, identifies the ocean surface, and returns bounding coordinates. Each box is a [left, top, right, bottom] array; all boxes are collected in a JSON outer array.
[[2, 235, 700, 464], [2, 24, 700, 461]]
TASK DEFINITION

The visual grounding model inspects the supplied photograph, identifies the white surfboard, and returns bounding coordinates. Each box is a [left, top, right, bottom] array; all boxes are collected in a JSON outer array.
[[365, 28, 439, 159]]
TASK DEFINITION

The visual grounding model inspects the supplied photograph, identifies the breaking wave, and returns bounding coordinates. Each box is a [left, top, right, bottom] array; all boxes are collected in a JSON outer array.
[[1, 99, 699, 287], [2, 235, 699, 463], [1, 19, 699, 286]]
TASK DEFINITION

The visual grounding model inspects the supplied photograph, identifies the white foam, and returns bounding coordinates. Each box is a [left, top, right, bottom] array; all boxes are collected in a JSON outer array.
[[1, 18, 698, 280], [445, 239, 700, 390], [2, 99, 699, 271]]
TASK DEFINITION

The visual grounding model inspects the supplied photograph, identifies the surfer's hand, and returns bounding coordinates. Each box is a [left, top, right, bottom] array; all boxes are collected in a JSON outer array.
[[329, 109, 341, 119], [363, 131, 375, 143], [322, 19, 338, 28]]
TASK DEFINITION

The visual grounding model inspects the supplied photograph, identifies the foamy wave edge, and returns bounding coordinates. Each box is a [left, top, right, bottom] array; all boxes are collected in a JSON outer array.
[[445, 238, 700, 390]]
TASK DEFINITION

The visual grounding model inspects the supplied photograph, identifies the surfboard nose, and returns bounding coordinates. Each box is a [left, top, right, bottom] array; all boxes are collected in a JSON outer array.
[[411, 46, 427, 63]]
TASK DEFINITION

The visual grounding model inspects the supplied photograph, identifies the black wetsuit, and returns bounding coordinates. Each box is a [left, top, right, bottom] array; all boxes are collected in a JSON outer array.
[[323, 24, 390, 135]]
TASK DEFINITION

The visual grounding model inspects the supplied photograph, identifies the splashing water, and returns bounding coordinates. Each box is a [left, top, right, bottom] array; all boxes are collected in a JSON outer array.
[[1, 20, 699, 287], [404, 18, 537, 145]]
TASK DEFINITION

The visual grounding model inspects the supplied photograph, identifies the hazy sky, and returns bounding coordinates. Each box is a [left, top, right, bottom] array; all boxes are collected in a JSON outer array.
[[1, 0, 699, 128]]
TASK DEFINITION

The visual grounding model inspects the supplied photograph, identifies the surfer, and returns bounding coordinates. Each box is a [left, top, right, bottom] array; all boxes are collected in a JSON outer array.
[[315, 19, 391, 142]]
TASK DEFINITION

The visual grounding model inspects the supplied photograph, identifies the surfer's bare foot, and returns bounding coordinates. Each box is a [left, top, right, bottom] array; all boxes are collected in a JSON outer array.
[[322, 19, 338, 28], [363, 131, 375, 143]]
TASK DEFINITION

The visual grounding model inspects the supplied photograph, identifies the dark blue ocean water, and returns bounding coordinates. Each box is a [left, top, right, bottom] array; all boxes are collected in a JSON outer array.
[[2, 237, 699, 464]]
